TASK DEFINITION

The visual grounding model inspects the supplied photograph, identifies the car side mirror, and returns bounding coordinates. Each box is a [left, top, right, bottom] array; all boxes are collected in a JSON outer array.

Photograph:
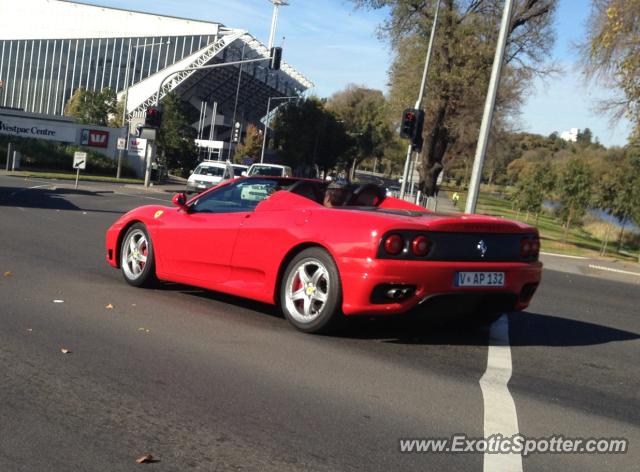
[[241, 171, 247, 177], [172, 192, 188, 211], [189, 170, 194, 175]]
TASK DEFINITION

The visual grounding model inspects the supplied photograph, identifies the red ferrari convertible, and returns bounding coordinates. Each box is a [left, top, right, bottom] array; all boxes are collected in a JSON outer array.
[[106, 177, 542, 333]]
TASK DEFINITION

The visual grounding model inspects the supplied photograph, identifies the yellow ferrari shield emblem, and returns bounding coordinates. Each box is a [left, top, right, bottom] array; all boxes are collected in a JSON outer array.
[[154, 210, 164, 219]]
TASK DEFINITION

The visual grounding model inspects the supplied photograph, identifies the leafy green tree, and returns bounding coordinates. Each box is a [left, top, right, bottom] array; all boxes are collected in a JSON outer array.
[[64, 88, 117, 126], [582, 0, 640, 140], [326, 85, 394, 176], [512, 163, 554, 223], [234, 123, 263, 163], [271, 98, 352, 177], [352, 0, 556, 195], [156, 92, 198, 176], [556, 157, 594, 243]]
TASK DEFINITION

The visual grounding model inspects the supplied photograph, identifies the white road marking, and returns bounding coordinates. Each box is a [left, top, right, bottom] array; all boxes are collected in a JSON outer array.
[[588, 264, 640, 277], [8, 184, 56, 197], [540, 251, 589, 260], [480, 314, 523, 472]]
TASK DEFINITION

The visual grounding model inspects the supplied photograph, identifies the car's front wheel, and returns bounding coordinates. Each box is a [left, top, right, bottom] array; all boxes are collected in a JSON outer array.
[[280, 248, 342, 333], [120, 223, 157, 287]]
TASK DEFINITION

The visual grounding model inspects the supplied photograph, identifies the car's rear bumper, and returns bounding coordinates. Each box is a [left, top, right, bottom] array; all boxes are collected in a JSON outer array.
[[337, 257, 542, 316]]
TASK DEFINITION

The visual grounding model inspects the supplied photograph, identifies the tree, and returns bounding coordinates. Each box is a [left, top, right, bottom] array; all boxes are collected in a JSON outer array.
[[512, 162, 554, 223], [234, 124, 263, 163], [581, 0, 640, 140], [64, 88, 117, 126], [556, 157, 594, 243], [576, 128, 593, 146], [352, 0, 556, 195], [326, 85, 394, 176], [271, 98, 352, 177], [156, 92, 198, 176]]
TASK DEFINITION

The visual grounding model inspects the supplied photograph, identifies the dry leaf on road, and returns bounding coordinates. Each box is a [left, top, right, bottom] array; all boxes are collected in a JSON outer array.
[[4, 271, 12, 277], [60, 347, 72, 354], [135, 453, 155, 464], [105, 304, 114, 310]]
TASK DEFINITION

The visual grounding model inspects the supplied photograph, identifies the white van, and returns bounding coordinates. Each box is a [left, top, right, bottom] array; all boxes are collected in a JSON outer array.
[[246, 163, 293, 177], [186, 161, 232, 193]]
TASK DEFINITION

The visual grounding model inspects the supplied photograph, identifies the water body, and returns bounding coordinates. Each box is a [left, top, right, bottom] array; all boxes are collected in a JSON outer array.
[[543, 200, 639, 232]]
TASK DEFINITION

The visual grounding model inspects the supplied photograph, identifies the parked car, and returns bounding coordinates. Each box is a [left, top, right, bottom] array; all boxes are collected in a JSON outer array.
[[246, 163, 292, 177], [186, 161, 233, 194], [106, 178, 542, 334]]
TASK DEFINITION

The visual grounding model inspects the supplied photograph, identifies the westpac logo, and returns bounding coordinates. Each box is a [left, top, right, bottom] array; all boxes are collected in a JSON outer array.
[[81, 129, 109, 148]]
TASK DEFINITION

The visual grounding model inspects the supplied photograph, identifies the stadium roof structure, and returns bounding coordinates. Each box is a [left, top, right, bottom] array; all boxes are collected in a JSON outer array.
[[0, 0, 313, 129]]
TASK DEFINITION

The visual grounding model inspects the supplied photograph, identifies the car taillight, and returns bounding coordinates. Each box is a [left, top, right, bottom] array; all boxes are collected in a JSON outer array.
[[530, 237, 540, 256], [384, 234, 404, 255], [520, 236, 540, 259], [411, 235, 431, 256]]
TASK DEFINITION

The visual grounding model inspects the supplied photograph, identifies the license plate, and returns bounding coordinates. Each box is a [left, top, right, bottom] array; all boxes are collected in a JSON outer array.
[[456, 272, 505, 287]]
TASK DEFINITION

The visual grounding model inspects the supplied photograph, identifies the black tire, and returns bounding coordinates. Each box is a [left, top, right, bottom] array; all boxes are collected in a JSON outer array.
[[120, 223, 157, 287], [280, 247, 343, 334]]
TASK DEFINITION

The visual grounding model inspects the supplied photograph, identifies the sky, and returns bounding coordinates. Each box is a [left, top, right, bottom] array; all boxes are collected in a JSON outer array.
[[73, 0, 632, 147]]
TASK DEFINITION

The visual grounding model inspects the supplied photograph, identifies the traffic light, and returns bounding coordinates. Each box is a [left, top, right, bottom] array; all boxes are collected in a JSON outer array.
[[400, 108, 425, 150], [145, 106, 162, 128], [269, 47, 282, 70], [400, 108, 418, 139]]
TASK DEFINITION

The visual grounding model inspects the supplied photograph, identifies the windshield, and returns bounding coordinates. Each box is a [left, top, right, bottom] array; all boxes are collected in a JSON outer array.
[[232, 165, 247, 174], [249, 166, 283, 177], [194, 165, 225, 177]]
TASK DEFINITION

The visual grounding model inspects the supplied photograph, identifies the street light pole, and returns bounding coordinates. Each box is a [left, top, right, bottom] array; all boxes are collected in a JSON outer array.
[[118, 39, 169, 180], [399, 0, 441, 200], [267, 0, 289, 49], [260, 95, 298, 163], [465, 0, 514, 214]]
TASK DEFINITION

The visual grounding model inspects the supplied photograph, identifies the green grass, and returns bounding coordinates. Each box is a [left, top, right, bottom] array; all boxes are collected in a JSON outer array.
[[455, 189, 638, 261], [4, 170, 143, 185]]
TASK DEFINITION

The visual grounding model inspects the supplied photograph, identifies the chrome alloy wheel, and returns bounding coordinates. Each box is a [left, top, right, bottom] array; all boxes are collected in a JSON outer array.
[[285, 259, 330, 324], [121, 229, 149, 281]]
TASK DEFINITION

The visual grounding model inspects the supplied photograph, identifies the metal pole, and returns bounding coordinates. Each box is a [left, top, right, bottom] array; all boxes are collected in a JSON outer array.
[[227, 43, 246, 161], [260, 95, 298, 163], [260, 96, 271, 163], [465, 0, 514, 214], [5, 142, 12, 171], [117, 40, 133, 179], [144, 140, 153, 188], [400, 0, 442, 199], [268, 1, 289, 49]]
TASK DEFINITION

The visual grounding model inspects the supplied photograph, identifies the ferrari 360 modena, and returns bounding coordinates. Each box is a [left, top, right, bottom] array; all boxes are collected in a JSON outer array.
[[105, 177, 542, 333]]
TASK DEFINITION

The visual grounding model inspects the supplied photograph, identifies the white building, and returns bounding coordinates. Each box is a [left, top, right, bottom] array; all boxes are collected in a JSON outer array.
[[560, 128, 579, 142], [0, 0, 313, 164]]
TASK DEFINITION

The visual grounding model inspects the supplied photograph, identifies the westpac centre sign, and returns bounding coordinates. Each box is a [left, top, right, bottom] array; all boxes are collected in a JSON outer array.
[[0, 115, 77, 142]]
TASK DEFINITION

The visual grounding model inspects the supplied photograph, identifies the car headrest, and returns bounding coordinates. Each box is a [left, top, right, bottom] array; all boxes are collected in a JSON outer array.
[[286, 180, 326, 204], [343, 183, 387, 207]]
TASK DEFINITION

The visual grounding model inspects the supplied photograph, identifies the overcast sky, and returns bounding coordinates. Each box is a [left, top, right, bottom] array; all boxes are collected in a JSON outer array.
[[73, 0, 633, 147]]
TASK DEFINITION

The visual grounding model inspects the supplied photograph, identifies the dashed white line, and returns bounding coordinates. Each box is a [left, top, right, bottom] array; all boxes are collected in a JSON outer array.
[[480, 314, 523, 472]]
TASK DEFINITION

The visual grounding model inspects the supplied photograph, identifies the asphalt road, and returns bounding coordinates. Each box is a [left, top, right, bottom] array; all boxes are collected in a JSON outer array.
[[0, 174, 638, 471]]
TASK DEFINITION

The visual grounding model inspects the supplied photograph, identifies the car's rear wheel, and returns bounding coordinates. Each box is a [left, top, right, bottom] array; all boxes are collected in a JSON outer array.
[[121, 223, 156, 287], [280, 248, 342, 333]]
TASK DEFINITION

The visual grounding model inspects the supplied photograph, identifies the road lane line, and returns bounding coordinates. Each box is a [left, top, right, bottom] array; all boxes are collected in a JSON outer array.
[[540, 251, 589, 260], [480, 314, 523, 472], [8, 184, 56, 197], [588, 264, 640, 277]]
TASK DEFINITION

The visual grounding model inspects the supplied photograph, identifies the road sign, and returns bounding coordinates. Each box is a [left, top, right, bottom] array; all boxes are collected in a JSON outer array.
[[73, 152, 87, 170], [117, 137, 127, 150]]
